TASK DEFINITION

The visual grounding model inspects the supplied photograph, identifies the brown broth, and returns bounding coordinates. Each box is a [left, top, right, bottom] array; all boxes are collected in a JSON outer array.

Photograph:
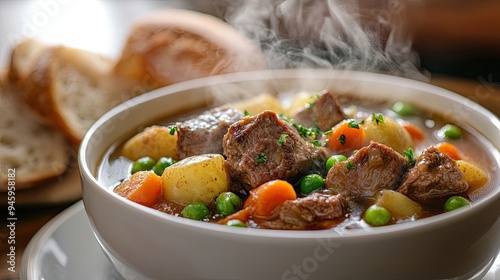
[[97, 95, 499, 230]]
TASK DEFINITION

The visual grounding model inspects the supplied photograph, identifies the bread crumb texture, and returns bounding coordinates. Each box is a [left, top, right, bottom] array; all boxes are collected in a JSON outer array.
[[0, 83, 69, 190]]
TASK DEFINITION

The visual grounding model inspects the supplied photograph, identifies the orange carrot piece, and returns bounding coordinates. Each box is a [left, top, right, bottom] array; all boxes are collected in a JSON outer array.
[[400, 121, 426, 142], [219, 208, 251, 225], [243, 180, 297, 219], [436, 142, 462, 160], [114, 171, 163, 207], [326, 119, 365, 152]]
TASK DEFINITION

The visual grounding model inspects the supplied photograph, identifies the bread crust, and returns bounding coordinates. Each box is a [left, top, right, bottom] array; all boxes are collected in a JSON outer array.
[[0, 77, 70, 190], [8, 40, 125, 143], [15, 48, 56, 124], [114, 9, 267, 88], [6, 9, 268, 144]]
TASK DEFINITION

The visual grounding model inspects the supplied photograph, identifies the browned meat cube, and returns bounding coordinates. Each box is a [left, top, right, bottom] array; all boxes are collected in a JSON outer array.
[[261, 193, 347, 230], [176, 108, 244, 159], [325, 142, 409, 199], [291, 89, 346, 131], [397, 147, 469, 204], [223, 110, 328, 191]]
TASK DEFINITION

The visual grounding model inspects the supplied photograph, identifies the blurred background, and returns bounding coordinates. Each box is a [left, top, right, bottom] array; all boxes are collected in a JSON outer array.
[[1, 0, 499, 84], [408, 0, 500, 84], [0, 0, 213, 65]]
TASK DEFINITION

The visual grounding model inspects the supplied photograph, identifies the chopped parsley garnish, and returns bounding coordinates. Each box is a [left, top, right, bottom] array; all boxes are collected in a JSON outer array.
[[277, 114, 319, 142], [244, 109, 250, 116], [305, 101, 314, 109], [305, 94, 319, 109], [254, 152, 267, 164], [310, 140, 326, 147], [404, 148, 416, 165], [278, 134, 288, 145], [278, 114, 291, 122], [372, 113, 385, 125], [347, 120, 360, 129], [337, 134, 346, 145], [346, 160, 356, 169], [168, 125, 179, 135], [294, 124, 320, 139]]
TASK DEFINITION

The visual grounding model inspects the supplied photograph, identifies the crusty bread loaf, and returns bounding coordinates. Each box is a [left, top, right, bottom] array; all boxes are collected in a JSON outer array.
[[114, 9, 268, 89], [8, 39, 50, 87], [7, 10, 268, 143], [8, 39, 140, 143], [0, 77, 69, 190]]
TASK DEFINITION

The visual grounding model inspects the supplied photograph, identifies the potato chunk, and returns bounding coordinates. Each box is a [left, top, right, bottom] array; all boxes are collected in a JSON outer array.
[[162, 154, 229, 205], [455, 160, 489, 193], [375, 190, 423, 220], [229, 93, 284, 116], [362, 114, 414, 155], [122, 126, 178, 161], [285, 91, 317, 116]]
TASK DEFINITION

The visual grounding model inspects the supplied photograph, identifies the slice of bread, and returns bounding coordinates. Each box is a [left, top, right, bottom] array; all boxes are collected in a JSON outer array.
[[0, 77, 69, 190], [114, 9, 268, 89], [7, 10, 268, 143], [8, 38, 50, 87], [8, 39, 140, 143]]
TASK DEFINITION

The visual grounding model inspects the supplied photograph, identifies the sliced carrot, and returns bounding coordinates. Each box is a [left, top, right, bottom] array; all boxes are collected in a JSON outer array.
[[114, 171, 163, 207], [436, 142, 462, 160], [326, 119, 365, 152], [219, 208, 251, 225], [243, 180, 297, 219], [400, 121, 426, 142]]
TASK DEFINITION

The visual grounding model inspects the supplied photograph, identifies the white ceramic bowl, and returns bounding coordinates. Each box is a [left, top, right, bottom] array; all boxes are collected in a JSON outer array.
[[79, 69, 500, 280]]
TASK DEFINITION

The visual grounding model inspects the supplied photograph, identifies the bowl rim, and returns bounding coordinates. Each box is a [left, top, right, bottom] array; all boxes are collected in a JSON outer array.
[[79, 68, 500, 239]]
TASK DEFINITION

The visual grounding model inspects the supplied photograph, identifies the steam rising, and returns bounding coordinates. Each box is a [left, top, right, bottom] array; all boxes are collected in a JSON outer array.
[[215, 0, 427, 81]]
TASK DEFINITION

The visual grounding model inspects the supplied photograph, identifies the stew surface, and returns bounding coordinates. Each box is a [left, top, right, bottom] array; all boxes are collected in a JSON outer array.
[[98, 90, 497, 231]]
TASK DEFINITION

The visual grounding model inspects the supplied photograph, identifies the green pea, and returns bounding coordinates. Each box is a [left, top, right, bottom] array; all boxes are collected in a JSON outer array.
[[364, 205, 392, 226], [226, 219, 247, 227], [391, 101, 418, 116], [439, 124, 462, 140], [444, 196, 470, 212], [153, 157, 177, 176], [131, 157, 156, 174], [181, 202, 210, 220], [300, 174, 325, 195], [326, 155, 348, 170], [216, 192, 242, 216]]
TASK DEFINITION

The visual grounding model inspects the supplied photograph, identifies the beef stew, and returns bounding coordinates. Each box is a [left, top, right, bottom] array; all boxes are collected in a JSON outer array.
[[98, 89, 494, 231]]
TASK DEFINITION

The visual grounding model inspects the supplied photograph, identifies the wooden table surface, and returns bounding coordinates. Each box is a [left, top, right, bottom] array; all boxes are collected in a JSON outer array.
[[1, 1, 500, 279]]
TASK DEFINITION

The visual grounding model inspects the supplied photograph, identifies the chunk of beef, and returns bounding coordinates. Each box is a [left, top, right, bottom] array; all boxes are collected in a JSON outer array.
[[176, 108, 244, 159], [292, 90, 346, 131], [325, 142, 409, 198], [397, 147, 469, 204], [261, 193, 347, 230], [223, 110, 328, 191]]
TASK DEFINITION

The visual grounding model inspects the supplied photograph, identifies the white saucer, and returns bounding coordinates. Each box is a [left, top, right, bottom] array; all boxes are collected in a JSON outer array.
[[20, 201, 124, 280], [21, 201, 500, 280]]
